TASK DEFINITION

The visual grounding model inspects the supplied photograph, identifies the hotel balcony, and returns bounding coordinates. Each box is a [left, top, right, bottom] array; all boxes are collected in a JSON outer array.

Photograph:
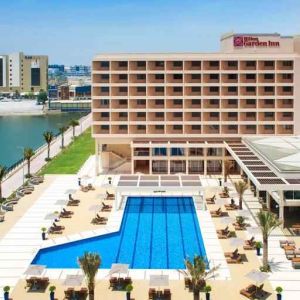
[[276, 112, 293, 121], [148, 125, 165, 134], [222, 86, 238, 96], [277, 99, 293, 109], [277, 86, 293, 96], [93, 61, 110, 71], [93, 99, 110, 109], [258, 112, 275, 122], [111, 87, 128, 97], [129, 125, 147, 134], [184, 74, 201, 83], [240, 74, 256, 83], [258, 125, 275, 135], [203, 74, 220, 84], [93, 74, 109, 83], [129, 86, 146, 97], [240, 86, 257, 96], [93, 112, 109, 122], [203, 99, 220, 109], [221, 74, 238, 84], [203, 86, 220, 96], [221, 99, 238, 109], [184, 99, 201, 108], [258, 74, 275, 83], [221, 60, 238, 71], [148, 99, 164, 109], [166, 61, 183, 71], [240, 112, 257, 122], [240, 125, 257, 135], [166, 74, 183, 84], [221, 125, 239, 134], [129, 61, 146, 71], [111, 61, 128, 71], [166, 112, 183, 122], [184, 125, 202, 134], [129, 99, 146, 109], [203, 125, 220, 134], [148, 74, 164, 84], [111, 112, 128, 122], [148, 112, 165, 122], [134, 148, 150, 157], [184, 60, 201, 70], [111, 99, 128, 109], [166, 125, 183, 134], [258, 86, 275, 96], [203, 112, 219, 122], [184, 86, 201, 96], [129, 112, 146, 122], [129, 74, 146, 84], [93, 87, 109, 97], [258, 60, 275, 71], [240, 61, 257, 70], [258, 99, 275, 109], [203, 61, 220, 71], [148, 86, 165, 96], [93, 125, 109, 134], [188, 160, 204, 174], [277, 125, 294, 135], [185, 112, 201, 122], [221, 112, 238, 122], [276, 60, 293, 71], [276, 73, 293, 83], [240, 99, 256, 109], [111, 125, 128, 134], [189, 148, 204, 157], [111, 74, 128, 84], [167, 86, 183, 97], [166, 99, 183, 109], [148, 61, 165, 71]]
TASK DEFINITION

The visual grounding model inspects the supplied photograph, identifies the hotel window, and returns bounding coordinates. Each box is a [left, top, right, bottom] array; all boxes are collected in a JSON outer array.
[[209, 74, 219, 80], [101, 74, 109, 80], [264, 112, 274, 118], [155, 61, 164, 68], [209, 86, 219, 93], [100, 61, 109, 68], [31, 68, 40, 86], [119, 112, 127, 118], [100, 87, 109, 93], [192, 99, 201, 105], [137, 61, 146, 68], [210, 112, 219, 118], [209, 99, 219, 105], [155, 74, 164, 80], [100, 99, 109, 106], [155, 112, 164, 118], [118, 61, 128, 68], [137, 125, 146, 130], [152, 148, 167, 156], [173, 125, 183, 131], [118, 125, 128, 130], [100, 112, 109, 118], [137, 112, 146, 118], [155, 125, 164, 130], [264, 74, 274, 80], [189, 148, 203, 156], [191, 87, 201, 92], [228, 74, 237, 80], [264, 125, 274, 130], [191, 125, 201, 130], [137, 74, 146, 80], [246, 61, 256, 67], [171, 148, 185, 156], [283, 86, 293, 93], [246, 99, 256, 105], [282, 112, 292, 118], [173, 99, 182, 105], [246, 86, 256, 93], [264, 99, 274, 105], [100, 125, 109, 130], [283, 125, 293, 130], [119, 74, 127, 80], [173, 86, 182, 93], [264, 86, 274, 93], [173, 61, 183, 67], [282, 74, 292, 80], [207, 148, 222, 156], [137, 86, 146, 93], [283, 99, 293, 105], [173, 112, 182, 118], [246, 125, 256, 130], [118, 99, 127, 105], [246, 74, 256, 80], [246, 112, 256, 118], [228, 125, 237, 130], [264, 61, 274, 67], [209, 61, 219, 68], [282, 61, 293, 67], [191, 74, 201, 80], [191, 61, 201, 67], [173, 74, 183, 80], [228, 99, 237, 105], [228, 86, 237, 93], [155, 99, 164, 105], [228, 112, 237, 118], [155, 86, 164, 93], [227, 61, 238, 67], [191, 112, 201, 118], [119, 87, 128, 93], [152, 161, 168, 173]]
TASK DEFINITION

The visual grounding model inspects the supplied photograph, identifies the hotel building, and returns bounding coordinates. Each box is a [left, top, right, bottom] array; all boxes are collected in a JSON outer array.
[[92, 33, 300, 176], [0, 52, 48, 94]]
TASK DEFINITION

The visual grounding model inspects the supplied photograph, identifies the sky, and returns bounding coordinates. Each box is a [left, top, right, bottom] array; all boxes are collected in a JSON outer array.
[[1, 0, 300, 65]]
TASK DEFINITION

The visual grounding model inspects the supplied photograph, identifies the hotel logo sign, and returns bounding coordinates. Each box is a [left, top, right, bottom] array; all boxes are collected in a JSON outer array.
[[234, 36, 280, 48]]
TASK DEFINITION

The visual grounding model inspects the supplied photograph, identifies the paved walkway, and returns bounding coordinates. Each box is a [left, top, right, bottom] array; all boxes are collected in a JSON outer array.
[[2, 113, 92, 198], [0, 175, 78, 299]]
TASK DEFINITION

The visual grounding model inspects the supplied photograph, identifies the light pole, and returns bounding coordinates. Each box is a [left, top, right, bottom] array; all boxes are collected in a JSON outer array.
[[17, 146, 25, 185]]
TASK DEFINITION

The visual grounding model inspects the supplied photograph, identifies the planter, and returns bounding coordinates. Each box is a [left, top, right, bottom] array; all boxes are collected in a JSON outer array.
[[4, 292, 9, 300], [256, 247, 261, 256], [126, 292, 131, 300], [42, 232, 46, 240], [206, 293, 210, 300], [50, 291, 55, 300], [277, 294, 282, 300]]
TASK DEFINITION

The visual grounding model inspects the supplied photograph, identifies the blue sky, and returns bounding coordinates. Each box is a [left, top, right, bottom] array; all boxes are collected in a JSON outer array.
[[1, 0, 299, 65]]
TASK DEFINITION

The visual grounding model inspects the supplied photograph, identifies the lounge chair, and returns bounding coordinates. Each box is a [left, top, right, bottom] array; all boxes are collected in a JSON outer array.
[[88, 184, 95, 191], [224, 203, 238, 210], [91, 217, 107, 225], [240, 284, 257, 299], [280, 240, 295, 248], [243, 237, 256, 250], [101, 202, 112, 211], [224, 248, 239, 257], [217, 226, 229, 235], [233, 222, 247, 230], [109, 277, 118, 289], [0, 213, 5, 222], [106, 191, 115, 200], [218, 230, 232, 239], [210, 207, 225, 217], [292, 257, 300, 269], [81, 185, 89, 192], [206, 195, 216, 204], [227, 254, 242, 264], [164, 289, 171, 300], [52, 222, 65, 230], [67, 199, 80, 206], [148, 288, 156, 299]]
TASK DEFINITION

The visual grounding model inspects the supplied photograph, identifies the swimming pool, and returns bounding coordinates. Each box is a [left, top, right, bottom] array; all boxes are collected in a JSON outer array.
[[33, 196, 207, 269]]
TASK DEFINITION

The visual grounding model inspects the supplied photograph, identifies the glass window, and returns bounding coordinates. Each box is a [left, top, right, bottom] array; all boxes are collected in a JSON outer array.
[[173, 61, 183, 67], [171, 148, 185, 156], [207, 148, 222, 156], [137, 86, 146, 92], [191, 74, 201, 80], [191, 112, 201, 118], [137, 74, 146, 80], [246, 74, 256, 80], [119, 74, 127, 80], [191, 99, 201, 105], [209, 74, 219, 80], [173, 86, 182, 92], [155, 74, 164, 80], [119, 99, 127, 105], [191, 61, 201, 67], [189, 148, 203, 156], [155, 86, 164, 92], [137, 112, 146, 117], [137, 61, 146, 68], [137, 99, 146, 105], [155, 61, 164, 68], [173, 74, 183, 80], [100, 61, 109, 68], [119, 61, 128, 68], [173, 99, 182, 105], [101, 87, 109, 93], [264, 73, 274, 80], [155, 112, 164, 118], [228, 74, 237, 80], [152, 148, 167, 156]]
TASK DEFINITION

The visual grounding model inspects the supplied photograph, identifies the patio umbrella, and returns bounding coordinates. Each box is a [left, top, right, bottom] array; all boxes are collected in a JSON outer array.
[[55, 199, 68, 206], [215, 198, 228, 206], [108, 263, 129, 277], [65, 189, 77, 195], [62, 274, 84, 287], [24, 265, 45, 276], [89, 204, 103, 216], [230, 237, 245, 248], [149, 274, 169, 291], [247, 226, 261, 235], [220, 216, 235, 225], [44, 212, 59, 221], [246, 270, 269, 284], [236, 209, 251, 218]]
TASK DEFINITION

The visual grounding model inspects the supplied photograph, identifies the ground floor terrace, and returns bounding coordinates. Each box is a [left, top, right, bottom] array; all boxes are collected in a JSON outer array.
[[1, 160, 300, 299]]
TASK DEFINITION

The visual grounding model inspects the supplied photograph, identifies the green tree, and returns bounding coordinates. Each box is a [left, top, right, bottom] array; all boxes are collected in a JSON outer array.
[[43, 131, 54, 161], [37, 90, 48, 105], [0, 165, 7, 200], [69, 119, 79, 139], [23, 148, 35, 178], [257, 210, 281, 271], [234, 180, 249, 209], [59, 125, 68, 149], [78, 252, 101, 300]]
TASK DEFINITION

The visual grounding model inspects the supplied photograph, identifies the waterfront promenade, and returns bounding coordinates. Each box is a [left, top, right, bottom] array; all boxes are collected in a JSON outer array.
[[2, 113, 92, 198]]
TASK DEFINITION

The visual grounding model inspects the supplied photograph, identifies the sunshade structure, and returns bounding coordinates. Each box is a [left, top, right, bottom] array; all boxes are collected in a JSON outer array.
[[55, 199, 68, 206], [220, 216, 235, 225], [230, 237, 245, 248], [108, 263, 129, 277], [89, 204, 103, 214], [24, 265, 45, 276], [65, 189, 77, 195], [247, 227, 262, 235], [62, 274, 84, 287], [149, 274, 169, 287], [246, 270, 269, 284], [236, 209, 252, 218], [44, 212, 59, 221], [215, 198, 229, 206]]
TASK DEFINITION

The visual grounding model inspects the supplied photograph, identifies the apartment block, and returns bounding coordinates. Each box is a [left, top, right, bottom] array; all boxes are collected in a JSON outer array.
[[92, 33, 300, 174], [0, 52, 48, 94]]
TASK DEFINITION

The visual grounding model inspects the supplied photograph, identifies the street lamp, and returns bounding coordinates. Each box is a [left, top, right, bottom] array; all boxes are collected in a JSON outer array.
[[17, 146, 25, 185]]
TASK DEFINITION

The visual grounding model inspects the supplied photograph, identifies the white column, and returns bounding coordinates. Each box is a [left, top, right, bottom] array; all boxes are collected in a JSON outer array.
[[279, 190, 284, 227], [95, 140, 100, 175], [266, 192, 271, 210]]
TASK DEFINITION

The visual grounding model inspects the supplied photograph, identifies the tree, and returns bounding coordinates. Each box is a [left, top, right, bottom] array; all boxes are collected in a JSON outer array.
[[224, 160, 233, 182], [181, 255, 219, 300], [0, 165, 7, 200], [69, 119, 79, 139], [23, 148, 35, 178], [37, 90, 48, 105], [59, 125, 68, 148], [78, 252, 101, 300], [257, 210, 281, 271], [43, 131, 54, 161], [234, 180, 249, 209]]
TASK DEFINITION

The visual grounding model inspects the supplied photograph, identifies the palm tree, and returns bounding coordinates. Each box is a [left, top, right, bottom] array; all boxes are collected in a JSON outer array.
[[257, 210, 281, 271], [69, 119, 79, 139], [181, 255, 218, 300], [59, 125, 68, 148], [78, 252, 101, 300], [234, 180, 249, 209], [23, 148, 35, 177], [43, 131, 54, 161], [224, 160, 233, 182], [0, 165, 7, 200]]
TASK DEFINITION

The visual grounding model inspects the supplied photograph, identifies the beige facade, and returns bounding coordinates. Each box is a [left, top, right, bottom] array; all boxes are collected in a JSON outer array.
[[0, 52, 48, 94], [92, 33, 300, 174]]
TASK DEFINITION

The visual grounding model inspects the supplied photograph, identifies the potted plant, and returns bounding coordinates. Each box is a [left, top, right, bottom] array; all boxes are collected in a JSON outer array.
[[41, 227, 47, 240], [49, 285, 56, 300], [125, 283, 133, 300], [255, 241, 262, 256], [108, 177, 112, 185], [204, 285, 212, 300], [236, 216, 245, 226], [3, 286, 10, 300], [276, 286, 283, 300]]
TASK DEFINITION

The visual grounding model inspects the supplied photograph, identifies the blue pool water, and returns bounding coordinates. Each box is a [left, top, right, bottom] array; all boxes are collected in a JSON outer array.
[[33, 197, 207, 269]]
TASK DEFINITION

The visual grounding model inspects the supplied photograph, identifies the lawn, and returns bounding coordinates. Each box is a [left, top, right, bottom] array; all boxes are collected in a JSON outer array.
[[40, 128, 95, 174]]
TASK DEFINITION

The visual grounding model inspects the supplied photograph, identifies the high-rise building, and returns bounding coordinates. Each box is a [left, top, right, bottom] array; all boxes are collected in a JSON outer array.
[[92, 33, 300, 174], [0, 52, 48, 94]]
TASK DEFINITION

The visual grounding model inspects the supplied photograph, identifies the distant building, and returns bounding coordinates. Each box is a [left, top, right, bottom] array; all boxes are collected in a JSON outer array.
[[65, 65, 91, 77], [0, 52, 48, 94], [48, 85, 58, 99], [58, 84, 91, 100], [48, 64, 65, 75]]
